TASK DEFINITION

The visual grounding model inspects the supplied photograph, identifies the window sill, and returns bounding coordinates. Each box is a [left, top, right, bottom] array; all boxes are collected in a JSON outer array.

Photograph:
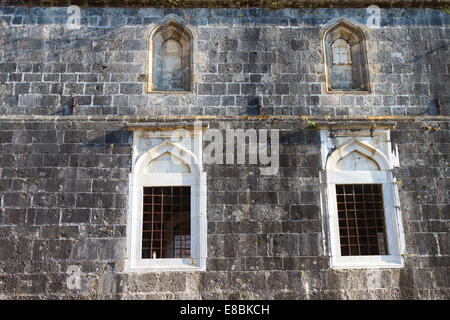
[[326, 89, 371, 94], [331, 255, 404, 269], [125, 258, 206, 273], [145, 90, 194, 95]]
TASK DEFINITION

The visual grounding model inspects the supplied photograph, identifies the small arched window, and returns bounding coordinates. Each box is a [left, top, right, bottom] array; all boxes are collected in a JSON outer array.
[[149, 20, 193, 92], [322, 20, 370, 92]]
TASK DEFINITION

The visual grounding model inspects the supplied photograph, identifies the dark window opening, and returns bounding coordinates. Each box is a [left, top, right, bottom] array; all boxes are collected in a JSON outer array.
[[142, 186, 191, 259], [336, 184, 388, 256]]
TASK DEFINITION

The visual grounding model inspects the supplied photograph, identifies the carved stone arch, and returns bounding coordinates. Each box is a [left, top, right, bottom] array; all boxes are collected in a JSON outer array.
[[326, 139, 390, 171], [322, 19, 369, 44], [134, 141, 200, 174], [148, 19, 193, 92], [321, 19, 370, 92]]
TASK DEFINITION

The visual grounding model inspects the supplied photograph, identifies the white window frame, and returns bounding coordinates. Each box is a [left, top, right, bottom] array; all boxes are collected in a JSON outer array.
[[321, 130, 405, 269], [125, 127, 207, 272]]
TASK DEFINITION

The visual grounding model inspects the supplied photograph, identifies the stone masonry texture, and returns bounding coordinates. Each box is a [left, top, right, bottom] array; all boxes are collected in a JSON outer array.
[[0, 6, 448, 117], [0, 3, 448, 299]]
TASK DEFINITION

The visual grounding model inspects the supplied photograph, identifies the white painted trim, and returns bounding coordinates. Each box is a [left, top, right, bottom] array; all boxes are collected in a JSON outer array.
[[327, 171, 388, 184], [326, 139, 391, 171], [331, 255, 403, 269], [125, 129, 207, 273], [134, 141, 200, 175], [321, 130, 405, 270]]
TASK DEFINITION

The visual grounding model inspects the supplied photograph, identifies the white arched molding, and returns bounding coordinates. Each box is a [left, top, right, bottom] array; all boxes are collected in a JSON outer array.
[[326, 139, 390, 172], [133, 140, 200, 174], [126, 124, 207, 272], [320, 129, 405, 269]]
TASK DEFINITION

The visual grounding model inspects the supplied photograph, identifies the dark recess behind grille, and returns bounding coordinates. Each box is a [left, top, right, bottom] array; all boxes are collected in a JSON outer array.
[[142, 186, 191, 259], [336, 184, 388, 256]]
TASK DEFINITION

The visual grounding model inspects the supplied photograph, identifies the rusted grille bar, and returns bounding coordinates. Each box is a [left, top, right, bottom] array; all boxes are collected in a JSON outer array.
[[336, 184, 388, 256], [142, 186, 191, 259]]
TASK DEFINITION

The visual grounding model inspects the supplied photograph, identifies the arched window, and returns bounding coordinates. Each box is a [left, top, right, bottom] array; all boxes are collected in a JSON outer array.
[[321, 130, 405, 269], [149, 20, 193, 92], [322, 20, 370, 92], [126, 126, 207, 272]]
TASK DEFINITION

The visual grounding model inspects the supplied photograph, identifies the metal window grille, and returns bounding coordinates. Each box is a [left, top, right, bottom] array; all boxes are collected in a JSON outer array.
[[142, 186, 191, 259], [336, 184, 388, 256]]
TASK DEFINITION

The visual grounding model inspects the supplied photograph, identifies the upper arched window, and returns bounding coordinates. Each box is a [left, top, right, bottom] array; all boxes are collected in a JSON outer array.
[[322, 20, 370, 92], [148, 20, 193, 92]]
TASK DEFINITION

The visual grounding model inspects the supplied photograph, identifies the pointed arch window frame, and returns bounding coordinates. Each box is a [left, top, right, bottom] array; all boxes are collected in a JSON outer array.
[[125, 126, 207, 272], [147, 19, 194, 93], [321, 129, 405, 269], [321, 19, 371, 93]]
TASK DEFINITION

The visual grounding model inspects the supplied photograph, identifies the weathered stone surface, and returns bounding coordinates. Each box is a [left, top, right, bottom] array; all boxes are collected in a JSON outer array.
[[0, 1, 446, 8], [0, 2, 449, 300], [0, 116, 447, 299], [0, 7, 448, 116]]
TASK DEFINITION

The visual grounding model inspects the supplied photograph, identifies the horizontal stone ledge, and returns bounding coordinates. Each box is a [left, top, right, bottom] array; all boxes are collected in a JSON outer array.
[[1, 0, 448, 8], [0, 115, 448, 123], [316, 120, 397, 129], [127, 121, 210, 131]]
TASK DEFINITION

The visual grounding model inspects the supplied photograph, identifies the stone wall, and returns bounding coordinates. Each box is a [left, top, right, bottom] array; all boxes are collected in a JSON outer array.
[[0, 1, 447, 9], [0, 5, 448, 299], [0, 115, 448, 299], [0, 7, 448, 117]]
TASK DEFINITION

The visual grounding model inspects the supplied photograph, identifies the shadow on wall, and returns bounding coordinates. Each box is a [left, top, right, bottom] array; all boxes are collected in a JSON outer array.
[[63, 128, 132, 169], [408, 43, 448, 116], [50, 97, 76, 115], [245, 97, 262, 116], [82, 129, 132, 147], [398, 267, 415, 299], [427, 98, 448, 116], [1, 6, 447, 27]]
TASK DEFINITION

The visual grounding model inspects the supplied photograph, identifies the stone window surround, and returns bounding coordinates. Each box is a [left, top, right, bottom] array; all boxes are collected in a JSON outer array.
[[147, 19, 194, 94], [125, 124, 207, 272], [320, 127, 405, 269], [321, 18, 371, 94]]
